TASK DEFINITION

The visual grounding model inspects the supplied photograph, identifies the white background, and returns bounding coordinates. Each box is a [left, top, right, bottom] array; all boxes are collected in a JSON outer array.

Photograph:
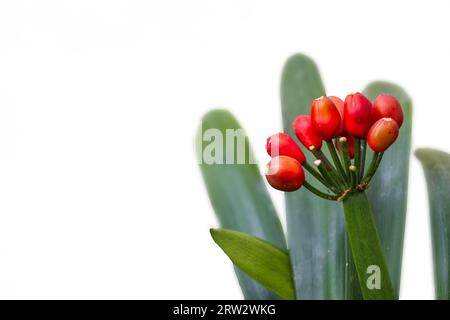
[[0, 0, 448, 299]]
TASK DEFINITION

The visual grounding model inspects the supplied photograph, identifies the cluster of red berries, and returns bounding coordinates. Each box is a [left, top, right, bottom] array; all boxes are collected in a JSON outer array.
[[265, 93, 403, 199]]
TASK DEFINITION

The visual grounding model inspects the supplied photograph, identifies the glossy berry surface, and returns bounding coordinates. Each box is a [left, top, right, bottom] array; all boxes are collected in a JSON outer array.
[[329, 96, 345, 136], [372, 94, 403, 128], [266, 133, 306, 164], [311, 96, 342, 140], [293, 115, 323, 149], [367, 118, 399, 152], [344, 93, 373, 138], [265, 156, 304, 192]]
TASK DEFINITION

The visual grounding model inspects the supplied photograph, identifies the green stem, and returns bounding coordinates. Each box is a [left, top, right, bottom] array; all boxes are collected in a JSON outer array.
[[338, 137, 352, 180], [349, 165, 357, 188], [303, 162, 334, 190], [314, 159, 341, 193], [362, 152, 383, 184], [327, 140, 348, 187], [314, 160, 340, 191], [310, 147, 333, 171], [303, 181, 338, 201], [359, 140, 367, 179], [354, 138, 361, 182], [342, 191, 396, 300], [310, 147, 346, 190]]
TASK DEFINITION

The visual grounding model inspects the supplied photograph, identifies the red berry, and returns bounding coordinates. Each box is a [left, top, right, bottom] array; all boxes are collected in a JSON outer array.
[[372, 94, 403, 128], [344, 93, 373, 138], [334, 134, 355, 159], [311, 96, 342, 140], [266, 133, 306, 164], [367, 118, 399, 152], [265, 156, 304, 192], [293, 115, 323, 149], [329, 96, 345, 136]]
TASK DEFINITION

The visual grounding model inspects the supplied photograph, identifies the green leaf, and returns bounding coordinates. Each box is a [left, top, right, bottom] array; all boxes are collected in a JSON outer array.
[[281, 54, 348, 299], [363, 81, 413, 294], [342, 191, 396, 300], [416, 148, 450, 299], [210, 228, 296, 300], [196, 109, 287, 299]]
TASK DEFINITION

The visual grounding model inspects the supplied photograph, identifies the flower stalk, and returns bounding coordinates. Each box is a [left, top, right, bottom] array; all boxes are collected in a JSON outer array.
[[342, 191, 396, 300], [338, 137, 352, 179]]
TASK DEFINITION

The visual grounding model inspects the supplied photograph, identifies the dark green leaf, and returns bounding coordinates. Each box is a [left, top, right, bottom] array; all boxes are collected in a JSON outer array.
[[210, 228, 295, 300], [416, 148, 450, 300], [363, 81, 413, 294], [196, 110, 287, 299]]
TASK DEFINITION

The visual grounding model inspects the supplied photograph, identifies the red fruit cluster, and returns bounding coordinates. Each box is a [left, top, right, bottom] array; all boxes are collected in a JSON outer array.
[[265, 93, 403, 192], [265, 133, 306, 191]]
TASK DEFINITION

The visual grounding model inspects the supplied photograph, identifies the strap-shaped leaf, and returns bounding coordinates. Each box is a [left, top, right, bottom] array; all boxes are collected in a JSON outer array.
[[281, 54, 347, 299], [363, 81, 413, 294], [416, 148, 450, 299], [210, 228, 295, 300], [196, 110, 287, 299]]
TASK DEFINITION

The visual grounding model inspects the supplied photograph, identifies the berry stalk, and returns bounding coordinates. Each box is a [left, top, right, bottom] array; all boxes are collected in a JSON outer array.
[[359, 139, 367, 179], [303, 181, 338, 201], [310, 147, 346, 189], [353, 137, 362, 182], [362, 152, 383, 184], [338, 137, 352, 180], [326, 140, 348, 187], [303, 162, 337, 192], [314, 160, 340, 191], [349, 165, 357, 188]]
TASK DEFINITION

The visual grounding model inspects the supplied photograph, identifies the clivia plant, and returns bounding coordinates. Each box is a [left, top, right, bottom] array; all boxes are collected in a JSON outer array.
[[264, 93, 402, 299], [197, 54, 413, 300]]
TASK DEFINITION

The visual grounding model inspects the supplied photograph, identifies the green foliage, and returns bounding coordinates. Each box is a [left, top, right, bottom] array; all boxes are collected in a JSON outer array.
[[210, 228, 296, 300], [416, 148, 450, 299], [363, 82, 413, 293], [196, 110, 286, 299]]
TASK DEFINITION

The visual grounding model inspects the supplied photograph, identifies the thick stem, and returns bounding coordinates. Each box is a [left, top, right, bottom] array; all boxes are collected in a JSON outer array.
[[342, 191, 396, 300]]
